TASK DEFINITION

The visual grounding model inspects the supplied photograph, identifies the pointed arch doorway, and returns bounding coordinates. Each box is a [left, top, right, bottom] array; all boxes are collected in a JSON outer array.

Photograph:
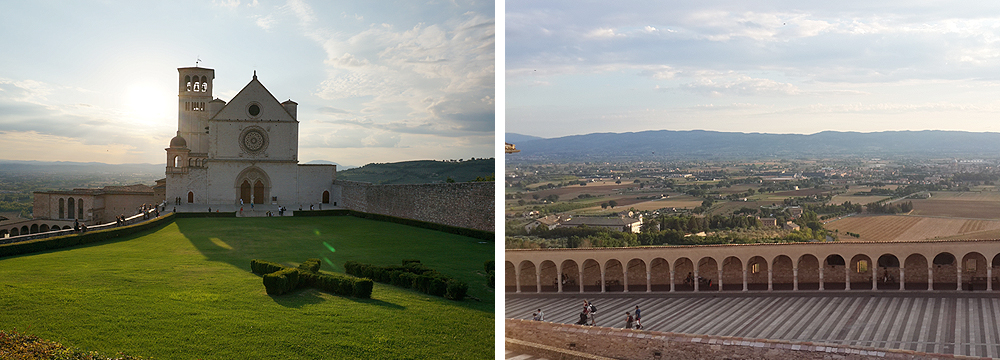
[[235, 167, 270, 205]]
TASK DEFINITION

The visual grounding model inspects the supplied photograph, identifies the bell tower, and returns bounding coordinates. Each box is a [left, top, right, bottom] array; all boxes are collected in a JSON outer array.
[[177, 67, 215, 155]]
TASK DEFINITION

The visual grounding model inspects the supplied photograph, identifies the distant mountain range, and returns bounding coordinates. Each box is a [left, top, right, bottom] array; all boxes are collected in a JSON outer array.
[[505, 130, 1000, 160], [337, 159, 494, 184], [0, 160, 164, 175]]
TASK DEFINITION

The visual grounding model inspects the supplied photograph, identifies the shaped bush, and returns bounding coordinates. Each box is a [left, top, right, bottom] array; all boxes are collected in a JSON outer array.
[[251, 259, 285, 275], [352, 278, 373, 298], [298, 258, 321, 273], [345, 259, 467, 300], [262, 267, 299, 295], [445, 279, 468, 300], [252, 259, 371, 298]]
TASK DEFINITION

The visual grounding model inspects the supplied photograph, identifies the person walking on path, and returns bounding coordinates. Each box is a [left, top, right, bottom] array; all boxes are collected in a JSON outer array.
[[625, 312, 634, 329], [634, 306, 642, 329], [587, 302, 597, 326]]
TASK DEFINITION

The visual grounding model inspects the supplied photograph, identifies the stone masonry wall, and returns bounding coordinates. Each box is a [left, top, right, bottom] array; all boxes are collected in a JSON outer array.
[[335, 180, 494, 232], [506, 319, 974, 360]]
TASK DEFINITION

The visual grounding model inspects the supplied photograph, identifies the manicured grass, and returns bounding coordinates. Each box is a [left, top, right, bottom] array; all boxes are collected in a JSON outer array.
[[0, 217, 494, 359]]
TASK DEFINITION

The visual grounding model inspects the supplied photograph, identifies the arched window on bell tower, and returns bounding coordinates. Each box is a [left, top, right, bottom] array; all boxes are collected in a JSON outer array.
[[193, 81, 200, 92], [185, 75, 192, 92], [201, 76, 208, 92]]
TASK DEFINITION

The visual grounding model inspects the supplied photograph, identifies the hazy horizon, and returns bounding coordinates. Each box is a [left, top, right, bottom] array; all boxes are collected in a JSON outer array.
[[0, 0, 494, 166], [507, 1, 1000, 138]]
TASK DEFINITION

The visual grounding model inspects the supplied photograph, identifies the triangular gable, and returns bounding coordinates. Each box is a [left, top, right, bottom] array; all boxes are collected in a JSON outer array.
[[211, 75, 296, 122]]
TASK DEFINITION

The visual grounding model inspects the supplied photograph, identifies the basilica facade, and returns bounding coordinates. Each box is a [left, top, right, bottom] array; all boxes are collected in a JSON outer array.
[[166, 67, 337, 208]]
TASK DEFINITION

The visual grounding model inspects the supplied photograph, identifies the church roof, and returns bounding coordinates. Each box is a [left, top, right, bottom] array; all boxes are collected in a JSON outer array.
[[209, 73, 296, 122], [170, 135, 187, 148]]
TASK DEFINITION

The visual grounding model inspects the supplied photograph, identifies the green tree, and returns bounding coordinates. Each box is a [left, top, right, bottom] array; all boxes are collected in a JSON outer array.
[[608, 200, 618, 208]]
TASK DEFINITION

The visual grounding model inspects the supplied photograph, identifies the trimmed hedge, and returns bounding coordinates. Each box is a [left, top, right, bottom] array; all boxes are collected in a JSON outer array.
[[294, 209, 493, 240], [0, 212, 176, 259], [252, 259, 372, 298], [298, 258, 321, 273], [344, 260, 468, 301], [251, 259, 285, 275], [262, 267, 299, 295]]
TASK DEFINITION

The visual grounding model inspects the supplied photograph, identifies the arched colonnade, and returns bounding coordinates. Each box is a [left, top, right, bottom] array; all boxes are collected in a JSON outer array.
[[505, 240, 1000, 293]]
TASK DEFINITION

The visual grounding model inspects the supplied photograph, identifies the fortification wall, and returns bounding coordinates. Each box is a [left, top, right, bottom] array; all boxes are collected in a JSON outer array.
[[335, 180, 494, 232]]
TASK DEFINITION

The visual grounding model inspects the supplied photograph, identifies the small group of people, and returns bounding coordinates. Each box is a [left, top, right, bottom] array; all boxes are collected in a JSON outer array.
[[624, 305, 642, 330], [685, 272, 713, 288], [73, 219, 87, 233], [576, 300, 598, 326], [114, 215, 128, 227], [531, 308, 544, 321]]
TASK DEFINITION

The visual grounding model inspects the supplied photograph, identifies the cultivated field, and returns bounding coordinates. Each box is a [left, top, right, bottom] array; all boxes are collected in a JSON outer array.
[[909, 191, 1000, 219], [574, 194, 705, 213], [0, 217, 493, 359], [825, 215, 1000, 242]]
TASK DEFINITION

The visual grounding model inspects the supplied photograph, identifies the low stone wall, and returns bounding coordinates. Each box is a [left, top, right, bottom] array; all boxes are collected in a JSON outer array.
[[335, 180, 494, 232], [506, 319, 978, 360]]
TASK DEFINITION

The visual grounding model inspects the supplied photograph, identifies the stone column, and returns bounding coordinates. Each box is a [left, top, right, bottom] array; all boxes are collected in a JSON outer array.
[[718, 265, 723, 292], [694, 268, 700, 292], [871, 266, 876, 291], [899, 267, 905, 291], [793, 267, 799, 291], [767, 268, 773, 291], [670, 269, 675, 292], [957, 264, 962, 291], [623, 265, 629, 293], [928, 266, 933, 291], [742, 267, 748, 291], [646, 263, 652, 293], [557, 263, 563, 293], [578, 267, 584, 293], [536, 268, 542, 293], [515, 267, 521, 293], [600, 266, 606, 293], [845, 264, 851, 291], [988, 266, 993, 291], [819, 266, 825, 291]]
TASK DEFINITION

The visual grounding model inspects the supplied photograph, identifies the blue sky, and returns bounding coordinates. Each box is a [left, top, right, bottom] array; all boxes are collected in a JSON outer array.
[[506, 1, 1000, 139], [0, 0, 494, 165]]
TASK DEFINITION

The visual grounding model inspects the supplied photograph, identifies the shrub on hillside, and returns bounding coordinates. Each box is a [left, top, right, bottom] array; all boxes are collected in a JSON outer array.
[[262, 259, 373, 299], [298, 258, 321, 273], [445, 280, 468, 300], [262, 267, 299, 295], [251, 259, 285, 275], [345, 259, 467, 300]]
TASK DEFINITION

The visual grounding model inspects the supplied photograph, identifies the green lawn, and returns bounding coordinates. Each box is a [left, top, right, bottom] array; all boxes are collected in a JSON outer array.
[[0, 216, 494, 359]]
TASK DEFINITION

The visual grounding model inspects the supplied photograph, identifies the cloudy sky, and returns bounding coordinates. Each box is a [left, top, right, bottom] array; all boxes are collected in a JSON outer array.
[[506, 1, 1000, 139], [0, 0, 494, 166]]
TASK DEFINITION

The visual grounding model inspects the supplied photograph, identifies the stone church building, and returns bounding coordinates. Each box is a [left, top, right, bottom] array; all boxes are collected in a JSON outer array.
[[166, 67, 337, 208]]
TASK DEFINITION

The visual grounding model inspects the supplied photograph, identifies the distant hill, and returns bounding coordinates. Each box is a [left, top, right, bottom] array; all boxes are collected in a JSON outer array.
[[505, 133, 546, 144], [509, 130, 1000, 161], [0, 160, 164, 175], [336, 159, 495, 184]]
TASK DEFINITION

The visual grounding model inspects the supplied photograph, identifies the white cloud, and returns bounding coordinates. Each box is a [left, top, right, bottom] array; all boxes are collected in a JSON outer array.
[[254, 14, 275, 30]]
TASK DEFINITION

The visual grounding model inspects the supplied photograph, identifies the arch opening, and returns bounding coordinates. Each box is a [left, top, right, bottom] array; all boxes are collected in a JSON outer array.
[[721, 256, 743, 291], [604, 259, 624, 292], [772, 255, 794, 290], [903, 254, 929, 290], [504, 261, 516, 293], [673, 257, 694, 292], [518, 260, 537, 293], [626, 259, 647, 292], [876, 254, 901, 290], [797, 254, 821, 290], [560, 260, 580, 293], [539, 260, 558, 292]]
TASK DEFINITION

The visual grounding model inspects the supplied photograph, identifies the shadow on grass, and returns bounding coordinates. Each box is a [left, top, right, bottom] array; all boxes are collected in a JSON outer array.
[[267, 288, 406, 310], [174, 217, 492, 312], [267, 288, 328, 308]]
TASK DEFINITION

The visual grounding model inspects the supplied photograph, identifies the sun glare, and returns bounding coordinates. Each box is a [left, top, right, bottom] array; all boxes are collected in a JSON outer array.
[[125, 83, 172, 125]]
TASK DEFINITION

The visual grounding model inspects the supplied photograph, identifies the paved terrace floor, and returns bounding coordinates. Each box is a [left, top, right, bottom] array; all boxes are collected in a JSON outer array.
[[507, 292, 1000, 358]]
